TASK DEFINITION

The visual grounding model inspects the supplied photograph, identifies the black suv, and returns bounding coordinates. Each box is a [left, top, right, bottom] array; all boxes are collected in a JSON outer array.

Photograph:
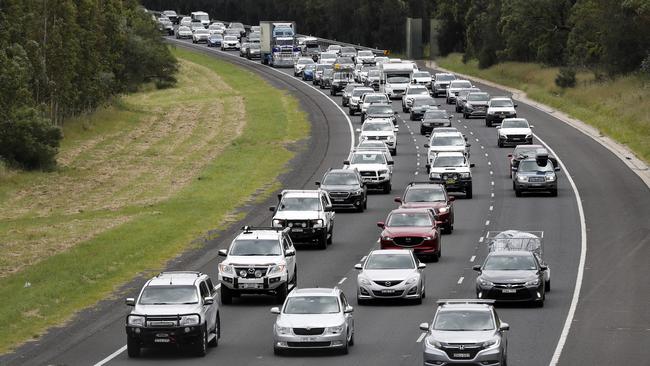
[[316, 168, 367, 212]]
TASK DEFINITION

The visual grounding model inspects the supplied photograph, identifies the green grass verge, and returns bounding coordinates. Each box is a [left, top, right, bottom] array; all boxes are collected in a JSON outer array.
[[437, 53, 650, 163], [0, 47, 309, 353]]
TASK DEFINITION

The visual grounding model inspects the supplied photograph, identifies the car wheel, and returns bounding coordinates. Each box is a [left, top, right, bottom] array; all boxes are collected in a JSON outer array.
[[195, 325, 208, 357], [275, 283, 288, 304], [515, 188, 522, 197], [348, 329, 355, 346], [463, 112, 468, 119], [535, 299, 545, 308], [348, 109, 354, 116], [545, 280, 551, 292], [292, 266, 298, 287], [127, 336, 140, 358], [341, 336, 349, 354], [402, 106, 408, 112], [498, 140, 503, 148], [363, 198, 368, 209], [208, 315, 219, 347], [383, 182, 391, 194], [318, 232, 327, 250], [391, 148, 396, 156], [444, 224, 453, 234], [486, 119, 491, 127], [465, 186, 473, 199], [432, 250, 440, 262], [273, 346, 284, 356], [327, 226, 333, 244], [220, 286, 233, 305], [550, 189, 558, 197], [409, 113, 415, 121]]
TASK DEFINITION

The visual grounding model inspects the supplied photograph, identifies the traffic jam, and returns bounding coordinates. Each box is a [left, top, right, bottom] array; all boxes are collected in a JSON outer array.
[[137, 10, 565, 364]]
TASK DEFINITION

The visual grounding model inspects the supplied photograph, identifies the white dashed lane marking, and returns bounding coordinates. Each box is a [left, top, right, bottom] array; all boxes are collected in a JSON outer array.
[[457, 277, 464, 285], [485, 220, 490, 226], [470, 256, 476, 262], [416, 332, 427, 343]]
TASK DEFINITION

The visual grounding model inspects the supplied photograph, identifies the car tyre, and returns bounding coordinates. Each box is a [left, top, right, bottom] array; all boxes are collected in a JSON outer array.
[[498, 140, 503, 148], [208, 315, 219, 347], [318, 232, 328, 250], [275, 283, 288, 304], [273, 346, 284, 356], [545, 279, 551, 292], [127, 336, 140, 358], [220, 285, 233, 305], [409, 113, 415, 121], [327, 226, 333, 245], [383, 182, 392, 194], [515, 188, 522, 197], [465, 186, 473, 199], [348, 109, 354, 116], [550, 189, 558, 197], [195, 326, 208, 357], [463, 112, 468, 119], [348, 330, 355, 346]]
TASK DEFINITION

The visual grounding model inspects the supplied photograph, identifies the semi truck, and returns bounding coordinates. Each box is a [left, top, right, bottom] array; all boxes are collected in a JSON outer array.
[[260, 21, 299, 67]]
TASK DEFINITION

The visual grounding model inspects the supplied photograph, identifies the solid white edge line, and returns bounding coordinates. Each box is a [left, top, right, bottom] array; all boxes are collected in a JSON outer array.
[[93, 345, 127, 366], [338, 277, 347, 285], [534, 133, 587, 366], [416, 332, 427, 343]]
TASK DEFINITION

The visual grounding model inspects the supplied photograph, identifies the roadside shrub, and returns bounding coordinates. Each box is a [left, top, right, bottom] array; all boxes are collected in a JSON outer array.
[[0, 108, 62, 170], [555, 67, 577, 88]]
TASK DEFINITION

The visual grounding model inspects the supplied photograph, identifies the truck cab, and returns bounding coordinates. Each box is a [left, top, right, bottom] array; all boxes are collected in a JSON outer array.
[[380, 62, 415, 99], [260, 21, 299, 67]]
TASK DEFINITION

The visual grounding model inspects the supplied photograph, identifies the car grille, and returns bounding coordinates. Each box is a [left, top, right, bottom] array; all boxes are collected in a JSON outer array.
[[393, 89, 404, 94], [286, 220, 311, 228], [287, 341, 331, 347], [393, 237, 424, 246], [234, 266, 268, 278], [146, 315, 180, 328], [528, 176, 545, 183], [366, 136, 388, 141], [441, 343, 483, 360], [293, 328, 325, 335], [506, 134, 527, 140], [329, 191, 350, 199], [373, 280, 402, 287], [442, 173, 460, 180], [454, 91, 460, 96], [360, 171, 377, 177], [372, 289, 404, 297]]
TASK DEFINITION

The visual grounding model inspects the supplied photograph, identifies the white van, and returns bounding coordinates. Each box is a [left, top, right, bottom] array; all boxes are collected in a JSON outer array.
[[190, 11, 210, 27]]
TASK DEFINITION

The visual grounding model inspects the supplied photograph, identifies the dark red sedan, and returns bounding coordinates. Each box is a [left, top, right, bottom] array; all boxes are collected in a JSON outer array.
[[377, 208, 442, 262], [394, 182, 455, 234]]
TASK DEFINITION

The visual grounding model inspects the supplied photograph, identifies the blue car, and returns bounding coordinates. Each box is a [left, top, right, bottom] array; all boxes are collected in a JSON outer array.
[[208, 34, 223, 47], [302, 65, 317, 81]]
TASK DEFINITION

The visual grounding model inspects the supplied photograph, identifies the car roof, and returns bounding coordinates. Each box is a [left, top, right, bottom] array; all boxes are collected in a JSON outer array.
[[438, 303, 493, 312], [389, 207, 432, 214], [148, 272, 203, 287], [502, 118, 527, 123], [291, 288, 339, 296], [435, 151, 465, 158], [487, 250, 533, 257], [432, 131, 463, 138], [369, 249, 414, 256], [235, 229, 282, 241], [490, 97, 512, 101], [281, 190, 321, 198]]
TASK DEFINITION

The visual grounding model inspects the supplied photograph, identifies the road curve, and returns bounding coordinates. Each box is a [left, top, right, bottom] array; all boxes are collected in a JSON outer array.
[[1, 36, 647, 366]]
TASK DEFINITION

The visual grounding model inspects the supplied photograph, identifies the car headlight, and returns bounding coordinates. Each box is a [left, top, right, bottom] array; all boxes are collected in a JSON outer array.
[[405, 276, 419, 285], [352, 189, 364, 196], [525, 278, 540, 286], [324, 325, 345, 335], [425, 337, 443, 349], [378, 170, 388, 176], [272, 219, 284, 227], [275, 324, 292, 335], [359, 277, 371, 285], [422, 236, 433, 241], [127, 315, 145, 327], [381, 235, 392, 241], [526, 133, 533, 138], [430, 173, 441, 179], [465, 103, 473, 109], [180, 314, 200, 326], [545, 173, 556, 182], [460, 172, 471, 178], [218, 263, 235, 275], [517, 175, 528, 182], [437, 206, 449, 214], [482, 337, 500, 348], [311, 219, 324, 228], [387, 136, 395, 141], [268, 264, 287, 275], [478, 277, 494, 286]]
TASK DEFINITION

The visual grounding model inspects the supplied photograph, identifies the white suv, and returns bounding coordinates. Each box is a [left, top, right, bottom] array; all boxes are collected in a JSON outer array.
[[486, 97, 518, 127], [428, 151, 475, 199], [344, 151, 393, 194], [357, 118, 397, 155], [497, 118, 533, 147], [270, 190, 335, 249], [424, 131, 471, 172], [402, 85, 431, 112], [218, 227, 297, 304], [445, 80, 473, 104]]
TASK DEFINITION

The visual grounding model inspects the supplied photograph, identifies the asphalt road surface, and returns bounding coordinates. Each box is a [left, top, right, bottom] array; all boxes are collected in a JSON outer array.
[[3, 36, 648, 366]]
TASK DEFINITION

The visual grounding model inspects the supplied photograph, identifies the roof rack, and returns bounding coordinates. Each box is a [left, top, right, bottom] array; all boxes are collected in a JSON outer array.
[[241, 226, 288, 233], [407, 181, 439, 186], [157, 271, 201, 277], [437, 299, 495, 305]]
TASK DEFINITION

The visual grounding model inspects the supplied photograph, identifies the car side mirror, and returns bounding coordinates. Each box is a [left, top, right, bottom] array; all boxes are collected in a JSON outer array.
[[270, 307, 281, 314], [466, 144, 472, 147], [285, 249, 296, 257], [530, 125, 535, 128], [269, 206, 276, 212], [125, 298, 135, 306], [354, 263, 363, 270], [315, 181, 321, 187], [472, 265, 482, 272], [203, 296, 214, 305], [218, 249, 228, 257], [324, 205, 334, 212], [393, 127, 399, 132], [470, 163, 475, 168], [448, 196, 455, 202], [424, 144, 430, 148], [344, 305, 354, 313], [377, 221, 385, 229], [356, 128, 361, 133], [496, 126, 500, 129], [387, 160, 394, 165], [507, 154, 513, 158], [394, 197, 402, 203], [499, 322, 510, 331], [394, 111, 398, 115], [419, 322, 429, 331], [448, 116, 453, 119], [435, 220, 444, 227], [343, 160, 350, 165], [540, 265, 548, 271], [555, 166, 561, 171], [514, 103, 518, 108], [418, 263, 426, 269]]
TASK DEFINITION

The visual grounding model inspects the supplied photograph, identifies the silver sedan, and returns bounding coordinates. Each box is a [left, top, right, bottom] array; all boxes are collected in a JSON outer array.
[[271, 288, 354, 355], [355, 249, 426, 304]]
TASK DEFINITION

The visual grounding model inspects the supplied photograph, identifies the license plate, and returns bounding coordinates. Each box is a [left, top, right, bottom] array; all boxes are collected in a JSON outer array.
[[154, 338, 170, 343], [301, 337, 317, 342], [381, 289, 395, 294], [502, 289, 517, 293], [240, 283, 260, 289], [446, 178, 456, 184], [453, 353, 470, 358], [333, 198, 345, 202], [291, 228, 304, 232]]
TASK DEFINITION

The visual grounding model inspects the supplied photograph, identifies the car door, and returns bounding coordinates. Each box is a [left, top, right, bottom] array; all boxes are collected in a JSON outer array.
[[199, 281, 216, 331], [282, 236, 296, 281], [340, 293, 353, 335], [321, 192, 334, 229]]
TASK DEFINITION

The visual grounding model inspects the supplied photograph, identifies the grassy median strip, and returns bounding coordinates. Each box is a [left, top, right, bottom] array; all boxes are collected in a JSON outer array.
[[0, 47, 309, 353], [437, 53, 650, 163]]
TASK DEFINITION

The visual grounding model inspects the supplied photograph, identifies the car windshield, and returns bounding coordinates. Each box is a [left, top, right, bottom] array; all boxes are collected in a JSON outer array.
[[387, 212, 432, 227], [164, 11, 177, 16], [276, 38, 294, 46], [284, 296, 340, 314], [413, 72, 431, 78], [424, 110, 447, 119], [433, 310, 495, 331], [502, 119, 529, 128], [352, 88, 373, 96], [229, 239, 282, 256], [250, 44, 260, 49], [436, 74, 455, 82], [210, 34, 223, 39], [350, 153, 386, 165], [387, 76, 410, 83], [365, 253, 415, 269], [365, 95, 387, 103], [178, 26, 190, 32], [297, 59, 314, 65], [323, 173, 358, 185], [139, 286, 198, 305], [368, 106, 393, 114], [431, 136, 465, 146], [305, 43, 319, 49], [413, 98, 435, 106], [358, 141, 387, 149], [224, 36, 237, 41], [484, 254, 537, 270], [363, 122, 393, 132], [304, 64, 316, 70], [519, 160, 554, 172], [451, 81, 472, 88], [195, 14, 209, 21], [513, 147, 539, 157], [490, 99, 513, 107], [433, 156, 465, 167], [468, 93, 489, 101], [337, 57, 354, 64], [321, 53, 337, 59], [279, 197, 321, 211], [404, 188, 445, 202], [195, 29, 209, 34], [341, 47, 356, 54], [409, 88, 429, 95], [358, 50, 373, 57], [229, 22, 244, 29], [368, 70, 381, 77]]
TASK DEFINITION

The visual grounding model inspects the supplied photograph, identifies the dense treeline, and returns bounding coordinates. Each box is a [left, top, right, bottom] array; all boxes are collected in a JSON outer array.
[[436, 0, 650, 75], [0, 0, 177, 170]]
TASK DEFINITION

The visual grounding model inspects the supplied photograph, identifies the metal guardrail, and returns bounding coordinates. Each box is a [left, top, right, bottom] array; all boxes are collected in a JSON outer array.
[[150, 9, 387, 56]]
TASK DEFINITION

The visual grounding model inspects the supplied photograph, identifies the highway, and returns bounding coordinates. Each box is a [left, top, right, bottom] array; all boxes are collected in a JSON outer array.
[[3, 36, 648, 366]]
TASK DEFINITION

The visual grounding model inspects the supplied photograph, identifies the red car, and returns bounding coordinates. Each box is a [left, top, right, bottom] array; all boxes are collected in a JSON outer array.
[[394, 182, 455, 234], [377, 208, 442, 262]]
